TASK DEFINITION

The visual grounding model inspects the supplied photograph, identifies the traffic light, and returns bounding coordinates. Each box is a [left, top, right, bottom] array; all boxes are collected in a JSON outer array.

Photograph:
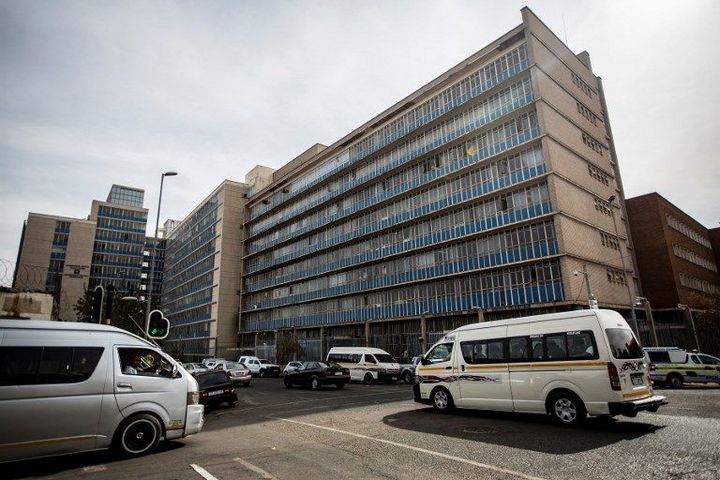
[[147, 310, 170, 339], [90, 286, 104, 323]]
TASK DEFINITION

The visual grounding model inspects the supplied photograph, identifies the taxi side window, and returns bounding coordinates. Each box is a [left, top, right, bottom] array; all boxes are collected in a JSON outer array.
[[426, 343, 453, 364], [119, 348, 174, 378], [699, 355, 720, 365], [364, 355, 377, 364]]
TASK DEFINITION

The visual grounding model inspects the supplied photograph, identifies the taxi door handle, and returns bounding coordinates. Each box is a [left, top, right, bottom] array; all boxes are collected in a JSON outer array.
[[461, 365, 465, 372], [116, 382, 133, 390], [445, 366, 451, 370]]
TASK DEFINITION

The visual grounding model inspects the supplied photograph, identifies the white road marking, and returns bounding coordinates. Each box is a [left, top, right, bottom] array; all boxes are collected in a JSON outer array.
[[233, 457, 278, 479], [277, 417, 547, 480], [82, 465, 107, 473], [190, 464, 219, 480]]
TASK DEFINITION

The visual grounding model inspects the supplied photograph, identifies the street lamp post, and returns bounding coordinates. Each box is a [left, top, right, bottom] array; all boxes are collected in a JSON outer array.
[[678, 304, 701, 351], [144, 171, 177, 335], [635, 296, 658, 346], [608, 195, 639, 335], [573, 264, 598, 309]]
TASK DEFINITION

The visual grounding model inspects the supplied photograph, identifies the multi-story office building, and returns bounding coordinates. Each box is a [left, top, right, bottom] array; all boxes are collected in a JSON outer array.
[[13, 185, 162, 321], [710, 228, 720, 274], [88, 185, 149, 295], [626, 192, 719, 309], [161, 180, 249, 361], [143, 236, 166, 306], [239, 8, 639, 358], [14, 213, 96, 320]]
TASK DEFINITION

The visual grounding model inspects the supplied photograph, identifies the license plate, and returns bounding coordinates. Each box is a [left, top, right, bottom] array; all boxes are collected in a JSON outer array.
[[334, 372, 343, 376], [631, 374, 645, 386], [209, 390, 224, 396]]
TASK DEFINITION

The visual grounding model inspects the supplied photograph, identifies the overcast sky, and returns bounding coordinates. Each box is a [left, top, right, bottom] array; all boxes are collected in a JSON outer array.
[[1, 0, 719, 280]]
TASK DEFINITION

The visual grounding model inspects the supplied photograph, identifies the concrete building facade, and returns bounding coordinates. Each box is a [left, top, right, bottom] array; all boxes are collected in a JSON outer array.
[[161, 180, 250, 361], [239, 8, 638, 359], [626, 192, 719, 309]]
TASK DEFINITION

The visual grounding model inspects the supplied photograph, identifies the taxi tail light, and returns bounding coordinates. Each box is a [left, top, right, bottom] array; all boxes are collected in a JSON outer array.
[[188, 391, 199, 405], [224, 387, 235, 394], [607, 362, 621, 391]]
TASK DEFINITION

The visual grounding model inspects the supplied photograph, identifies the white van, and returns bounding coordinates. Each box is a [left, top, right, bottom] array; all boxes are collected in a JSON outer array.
[[326, 347, 401, 384], [0, 320, 204, 463], [414, 310, 667, 425]]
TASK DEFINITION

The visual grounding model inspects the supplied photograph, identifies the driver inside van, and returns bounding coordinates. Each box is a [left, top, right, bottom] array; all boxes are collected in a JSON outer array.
[[122, 355, 144, 375]]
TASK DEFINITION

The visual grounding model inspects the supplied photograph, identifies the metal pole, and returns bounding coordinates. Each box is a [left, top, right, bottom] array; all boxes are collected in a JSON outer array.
[[681, 306, 701, 351], [145, 173, 165, 335], [609, 199, 638, 333], [420, 312, 427, 353], [643, 301, 658, 347]]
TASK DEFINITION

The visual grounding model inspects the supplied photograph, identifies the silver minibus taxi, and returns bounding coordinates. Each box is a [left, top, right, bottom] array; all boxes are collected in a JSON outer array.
[[0, 320, 204, 462], [414, 310, 667, 424]]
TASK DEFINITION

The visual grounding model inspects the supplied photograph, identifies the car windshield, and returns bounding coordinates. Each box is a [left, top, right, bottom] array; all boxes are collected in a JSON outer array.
[[606, 328, 643, 359], [374, 354, 396, 363], [260, 360, 271, 364], [197, 372, 229, 388]]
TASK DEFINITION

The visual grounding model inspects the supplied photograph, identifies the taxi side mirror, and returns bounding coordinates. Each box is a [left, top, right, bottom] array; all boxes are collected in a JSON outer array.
[[421, 357, 430, 366]]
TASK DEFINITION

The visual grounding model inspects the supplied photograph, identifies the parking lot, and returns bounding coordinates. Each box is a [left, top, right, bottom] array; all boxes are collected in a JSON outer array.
[[6, 379, 720, 480]]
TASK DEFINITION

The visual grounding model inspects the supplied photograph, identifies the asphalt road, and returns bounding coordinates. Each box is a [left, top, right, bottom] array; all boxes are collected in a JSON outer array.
[[6, 380, 720, 480]]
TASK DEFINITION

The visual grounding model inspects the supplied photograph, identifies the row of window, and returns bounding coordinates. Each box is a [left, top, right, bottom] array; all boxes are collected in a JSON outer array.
[[163, 243, 216, 288], [93, 242, 143, 257], [247, 171, 549, 278], [163, 271, 215, 305], [94, 230, 145, 245], [588, 163, 610, 186], [594, 198, 612, 216], [242, 261, 564, 331], [96, 217, 146, 233], [249, 43, 530, 222], [245, 220, 558, 310], [247, 110, 541, 265], [576, 101, 602, 126], [245, 147, 546, 290], [249, 76, 534, 240], [427, 330, 597, 365], [582, 131, 605, 155], [571, 72, 595, 98], [163, 286, 214, 315], [600, 232, 620, 250], [0, 347, 104, 386], [666, 214, 712, 249], [679, 273, 720, 295], [606, 268, 627, 286], [673, 244, 718, 272], [90, 265, 142, 280], [97, 205, 147, 222], [164, 305, 212, 327]]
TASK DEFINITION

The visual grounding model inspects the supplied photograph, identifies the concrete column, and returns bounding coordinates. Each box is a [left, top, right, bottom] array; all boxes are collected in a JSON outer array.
[[319, 326, 324, 361], [420, 314, 427, 353], [365, 321, 370, 346]]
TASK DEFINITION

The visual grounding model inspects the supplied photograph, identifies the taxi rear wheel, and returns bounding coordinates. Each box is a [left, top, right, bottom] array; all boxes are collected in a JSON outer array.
[[548, 392, 586, 426]]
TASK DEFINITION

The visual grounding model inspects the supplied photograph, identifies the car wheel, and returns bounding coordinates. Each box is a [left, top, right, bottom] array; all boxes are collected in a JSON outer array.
[[283, 377, 292, 388], [115, 413, 162, 456], [336, 382, 345, 389], [431, 387, 453, 413], [403, 371, 414, 384], [363, 372, 374, 385], [548, 392, 586, 426], [311, 376, 321, 390], [668, 374, 684, 389]]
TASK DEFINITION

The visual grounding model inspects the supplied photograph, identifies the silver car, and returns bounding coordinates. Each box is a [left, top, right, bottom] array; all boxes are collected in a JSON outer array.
[[215, 361, 252, 386]]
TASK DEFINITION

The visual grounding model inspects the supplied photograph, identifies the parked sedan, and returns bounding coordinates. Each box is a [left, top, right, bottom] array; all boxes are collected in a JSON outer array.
[[195, 371, 237, 407], [214, 361, 252, 386], [283, 361, 350, 390], [183, 362, 208, 374]]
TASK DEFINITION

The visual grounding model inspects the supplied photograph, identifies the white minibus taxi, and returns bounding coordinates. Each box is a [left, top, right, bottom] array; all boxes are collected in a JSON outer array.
[[0, 320, 204, 463], [414, 310, 667, 425], [327, 347, 401, 384]]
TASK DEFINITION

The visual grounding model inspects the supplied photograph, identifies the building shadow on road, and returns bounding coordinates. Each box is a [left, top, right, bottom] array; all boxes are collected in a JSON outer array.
[[382, 407, 665, 455], [2, 440, 186, 480]]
